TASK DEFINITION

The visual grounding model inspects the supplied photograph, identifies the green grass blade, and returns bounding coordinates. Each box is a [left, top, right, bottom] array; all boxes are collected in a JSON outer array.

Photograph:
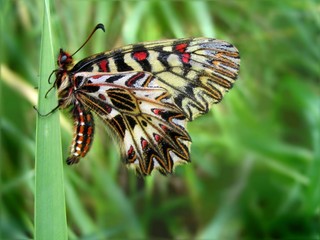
[[34, 0, 67, 239]]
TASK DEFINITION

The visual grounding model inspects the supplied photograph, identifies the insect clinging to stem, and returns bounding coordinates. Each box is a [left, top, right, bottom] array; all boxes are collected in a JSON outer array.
[[38, 23, 240, 176]]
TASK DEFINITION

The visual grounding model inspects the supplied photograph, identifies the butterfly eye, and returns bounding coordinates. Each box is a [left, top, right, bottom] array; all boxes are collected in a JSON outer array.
[[60, 55, 68, 63]]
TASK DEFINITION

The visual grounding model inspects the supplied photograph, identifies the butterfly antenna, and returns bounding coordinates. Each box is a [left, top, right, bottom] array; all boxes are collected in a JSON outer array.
[[71, 23, 105, 57]]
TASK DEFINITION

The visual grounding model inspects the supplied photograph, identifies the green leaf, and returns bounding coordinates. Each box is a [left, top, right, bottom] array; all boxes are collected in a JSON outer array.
[[34, 0, 67, 239]]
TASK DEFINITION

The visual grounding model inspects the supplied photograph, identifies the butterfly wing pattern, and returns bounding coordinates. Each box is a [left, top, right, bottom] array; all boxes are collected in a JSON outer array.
[[55, 37, 240, 175]]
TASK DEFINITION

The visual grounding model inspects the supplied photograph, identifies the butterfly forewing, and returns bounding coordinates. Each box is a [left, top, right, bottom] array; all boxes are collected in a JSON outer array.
[[72, 38, 240, 120], [56, 37, 240, 175]]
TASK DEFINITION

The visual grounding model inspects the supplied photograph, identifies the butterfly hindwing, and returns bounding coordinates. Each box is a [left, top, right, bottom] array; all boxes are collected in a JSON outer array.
[[72, 71, 191, 175]]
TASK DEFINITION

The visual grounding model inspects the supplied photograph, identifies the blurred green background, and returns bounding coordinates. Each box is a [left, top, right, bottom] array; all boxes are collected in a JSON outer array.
[[1, 0, 319, 239]]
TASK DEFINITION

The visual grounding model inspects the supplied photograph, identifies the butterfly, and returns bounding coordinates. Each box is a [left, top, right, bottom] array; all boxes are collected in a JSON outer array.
[[49, 24, 240, 176]]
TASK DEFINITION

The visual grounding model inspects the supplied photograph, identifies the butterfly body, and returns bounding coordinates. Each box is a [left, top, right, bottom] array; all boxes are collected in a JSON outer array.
[[53, 37, 240, 175]]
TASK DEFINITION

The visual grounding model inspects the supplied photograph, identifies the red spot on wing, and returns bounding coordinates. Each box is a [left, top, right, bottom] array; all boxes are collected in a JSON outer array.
[[128, 145, 133, 155], [91, 75, 102, 79], [174, 43, 190, 64], [105, 104, 112, 113], [98, 93, 106, 101], [127, 145, 137, 163], [152, 108, 163, 115], [99, 60, 109, 72], [182, 53, 190, 64], [128, 145, 135, 157], [133, 51, 148, 61], [175, 43, 188, 53], [160, 124, 168, 132], [154, 134, 161, 142], [141, 138, 148, 150]]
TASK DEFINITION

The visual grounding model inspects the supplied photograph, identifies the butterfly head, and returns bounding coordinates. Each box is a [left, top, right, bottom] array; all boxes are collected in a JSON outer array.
[[50, 49, 74, 106], [57, 49, 74, 70]]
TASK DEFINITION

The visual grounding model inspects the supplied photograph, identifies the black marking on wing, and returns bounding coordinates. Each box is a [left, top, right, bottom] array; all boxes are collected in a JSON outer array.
[[113, 50, 134, 71]]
